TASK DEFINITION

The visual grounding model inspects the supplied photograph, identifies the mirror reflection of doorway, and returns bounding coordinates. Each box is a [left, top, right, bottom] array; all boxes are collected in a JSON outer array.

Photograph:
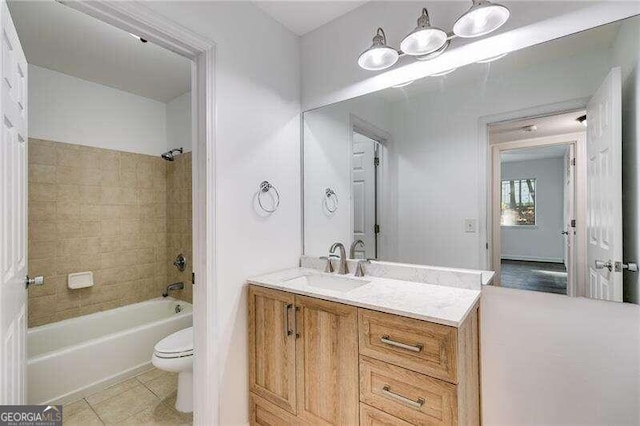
[[499, 144, 574, 295], [352, 131, 381, 259], [489, 110, 586, 296]]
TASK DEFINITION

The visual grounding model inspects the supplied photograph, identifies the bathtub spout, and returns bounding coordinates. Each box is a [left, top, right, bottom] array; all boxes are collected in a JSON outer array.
[[163, 282, 184, 297]]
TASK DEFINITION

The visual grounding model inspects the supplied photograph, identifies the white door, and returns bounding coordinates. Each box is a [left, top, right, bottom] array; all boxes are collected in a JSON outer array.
[[352, 133, 377, 259], [564, 144, 576, 297], [0, 0, 28, 404], [587, 67, 622, 301]]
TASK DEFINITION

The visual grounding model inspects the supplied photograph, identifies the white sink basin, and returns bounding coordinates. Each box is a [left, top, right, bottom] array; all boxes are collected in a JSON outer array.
[[284, 274, 369, 292]]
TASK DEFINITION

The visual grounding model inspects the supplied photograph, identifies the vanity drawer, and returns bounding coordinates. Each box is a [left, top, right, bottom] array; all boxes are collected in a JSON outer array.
[[360, 403, 414, 426], [358, 309, 458, 383], [360, 356, 457, 426]]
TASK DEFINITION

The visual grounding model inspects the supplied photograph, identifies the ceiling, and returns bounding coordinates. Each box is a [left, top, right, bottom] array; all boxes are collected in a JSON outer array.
[[253, 1, 368, 36], [378, 19, 622, 102], [501, 144, 570, 163], [8, 0, 191, 103], [490, 110, 587, 145]]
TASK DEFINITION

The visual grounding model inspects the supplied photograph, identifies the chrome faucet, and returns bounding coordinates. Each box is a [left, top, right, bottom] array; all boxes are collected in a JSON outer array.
[[349, 239, 364, 259], [162, 282, 184, 297], [329, 242, 349, 274]]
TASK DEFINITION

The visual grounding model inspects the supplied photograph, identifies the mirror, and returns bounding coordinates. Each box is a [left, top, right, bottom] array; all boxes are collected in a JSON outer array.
[[303, 15, 640, 303]]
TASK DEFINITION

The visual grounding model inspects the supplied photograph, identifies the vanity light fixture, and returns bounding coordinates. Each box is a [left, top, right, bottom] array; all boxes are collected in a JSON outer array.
[[358, 28, 399, 71], [358, 3, 510, 71], [453, 0, 510, 38], [576, 115, 587, 127], [477, 52, 508, 63], [400, 8, 448, 56]]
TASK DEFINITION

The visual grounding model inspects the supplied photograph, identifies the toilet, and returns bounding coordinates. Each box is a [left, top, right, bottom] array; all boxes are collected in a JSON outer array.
[[152, 327, 193, 413]]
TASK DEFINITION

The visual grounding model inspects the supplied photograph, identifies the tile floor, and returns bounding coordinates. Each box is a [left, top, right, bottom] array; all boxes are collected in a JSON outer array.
[[62, 368, 192, 425]]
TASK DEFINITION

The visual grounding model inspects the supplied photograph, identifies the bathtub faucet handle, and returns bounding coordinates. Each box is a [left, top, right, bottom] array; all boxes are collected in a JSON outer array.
[[173, 254, 187, 272], [25, 275, 44, 289]]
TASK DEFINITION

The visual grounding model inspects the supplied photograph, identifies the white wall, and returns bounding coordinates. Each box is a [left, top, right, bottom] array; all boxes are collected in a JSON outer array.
[[501, 157, 565, 263], [304, 95, 392, 256], [142, 2, 301, 425], [301, 8, 640, 425], [166, 91, 191, 152], [29, 64, 167, 155], [481, 285, 640, 425], [616, 17, 640, 304]]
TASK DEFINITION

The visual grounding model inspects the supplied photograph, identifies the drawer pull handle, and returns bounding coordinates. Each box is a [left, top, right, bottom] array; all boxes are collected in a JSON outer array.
[[381, 385, 425, 409], [380, 335, 423, 352]]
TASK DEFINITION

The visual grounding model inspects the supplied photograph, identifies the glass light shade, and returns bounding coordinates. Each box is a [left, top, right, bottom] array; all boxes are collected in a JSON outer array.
[[453, 1, 510, 38], [358, 45, 399, 71], [401, 28, 448, 56]]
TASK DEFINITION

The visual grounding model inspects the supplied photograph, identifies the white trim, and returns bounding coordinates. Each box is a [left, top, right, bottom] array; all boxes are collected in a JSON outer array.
[[58, 2, 218, 424], [501, 255, 564, 264], [303, 3, 640, 110]]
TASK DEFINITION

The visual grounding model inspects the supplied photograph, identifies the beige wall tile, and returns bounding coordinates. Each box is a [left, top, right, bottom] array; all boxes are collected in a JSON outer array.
[[27, 139, 193, 326]]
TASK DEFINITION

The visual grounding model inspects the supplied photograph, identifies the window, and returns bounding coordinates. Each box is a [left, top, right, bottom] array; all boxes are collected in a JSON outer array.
[[501, 178, 536, 226]]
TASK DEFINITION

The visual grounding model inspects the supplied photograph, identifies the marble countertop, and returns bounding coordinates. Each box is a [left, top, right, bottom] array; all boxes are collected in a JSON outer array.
[[248, 267, 481, 327]]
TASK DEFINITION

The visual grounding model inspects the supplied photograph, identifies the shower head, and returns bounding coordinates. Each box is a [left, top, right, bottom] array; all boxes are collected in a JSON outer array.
[[161, 147, 183, 161]]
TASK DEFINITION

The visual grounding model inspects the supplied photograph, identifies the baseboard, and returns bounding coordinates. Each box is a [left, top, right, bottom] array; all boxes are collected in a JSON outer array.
[[501, 255, 564, 263], [42, 361, 153, 406]]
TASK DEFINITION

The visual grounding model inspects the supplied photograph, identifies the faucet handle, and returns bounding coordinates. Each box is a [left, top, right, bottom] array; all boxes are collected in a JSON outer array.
[[354, 259, 370, 277], [319, 256, 335, 273]]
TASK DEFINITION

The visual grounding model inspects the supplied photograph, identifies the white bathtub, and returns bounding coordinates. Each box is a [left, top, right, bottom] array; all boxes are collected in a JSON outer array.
[[27, 297, 193, 405]]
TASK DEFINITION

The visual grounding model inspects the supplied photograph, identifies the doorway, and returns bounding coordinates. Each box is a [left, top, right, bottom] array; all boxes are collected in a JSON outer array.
[[489, 111, 587, 296], [350, 115, 390, 261], [351, 131, 380, 259], [0, 0, 216, 422]]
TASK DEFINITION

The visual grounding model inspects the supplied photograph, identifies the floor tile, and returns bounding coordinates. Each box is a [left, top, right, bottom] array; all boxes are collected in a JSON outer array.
[[63, 398, 91, 418], [144, 372, 178, 400], [92, 384, 160, 424], [63, 406, 103, 426], [86, 378, 140, 406], [136, 368, 166, 384], [117, 400, 191, 425]]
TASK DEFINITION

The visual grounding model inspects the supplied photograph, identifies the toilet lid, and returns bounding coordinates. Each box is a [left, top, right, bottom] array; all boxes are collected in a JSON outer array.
[[154, 327, 193, 355]]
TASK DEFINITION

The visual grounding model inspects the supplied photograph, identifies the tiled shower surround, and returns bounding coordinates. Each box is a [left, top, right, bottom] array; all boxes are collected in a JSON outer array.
[[27, 139, 193, 327]]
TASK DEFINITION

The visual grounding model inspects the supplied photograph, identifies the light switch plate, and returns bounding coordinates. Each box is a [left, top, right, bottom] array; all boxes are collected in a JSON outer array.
[[464, 219, 477, 233]]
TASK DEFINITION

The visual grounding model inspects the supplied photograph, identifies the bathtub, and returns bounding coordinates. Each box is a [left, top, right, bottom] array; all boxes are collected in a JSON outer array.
[[27, 297, 192, 405]]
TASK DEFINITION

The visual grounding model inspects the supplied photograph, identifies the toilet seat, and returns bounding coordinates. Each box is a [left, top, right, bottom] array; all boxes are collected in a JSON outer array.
[[154, 327, 193, 359]]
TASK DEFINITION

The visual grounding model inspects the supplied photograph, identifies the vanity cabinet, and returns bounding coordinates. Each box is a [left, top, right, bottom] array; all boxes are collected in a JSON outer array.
[[248, 284, 480, 425], [248, 286, 359, 425]]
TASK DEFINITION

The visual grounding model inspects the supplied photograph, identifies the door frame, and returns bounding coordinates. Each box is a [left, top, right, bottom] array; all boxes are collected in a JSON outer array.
[[489, 132, 586, 296], [59, 2, 218, 424], [349, 114, 391, 259]]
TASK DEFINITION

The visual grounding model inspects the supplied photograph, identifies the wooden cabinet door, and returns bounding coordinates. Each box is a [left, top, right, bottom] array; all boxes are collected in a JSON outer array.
[[250, 394, 309, 426], [295, 295, 359, 425], [249, 286, 297, 414]]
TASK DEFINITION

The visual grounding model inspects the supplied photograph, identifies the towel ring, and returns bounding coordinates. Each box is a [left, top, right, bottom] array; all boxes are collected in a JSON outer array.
[[258, 181, 280, 213], [324, 188, 338, 213]]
